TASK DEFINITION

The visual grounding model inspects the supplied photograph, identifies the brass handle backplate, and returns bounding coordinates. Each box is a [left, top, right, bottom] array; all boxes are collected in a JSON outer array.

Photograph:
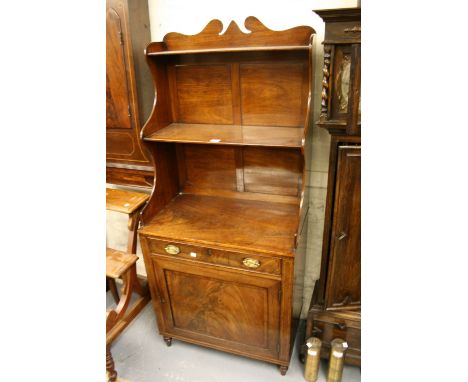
[[242, 258, 260, 269], [164, 244, 180, 255]]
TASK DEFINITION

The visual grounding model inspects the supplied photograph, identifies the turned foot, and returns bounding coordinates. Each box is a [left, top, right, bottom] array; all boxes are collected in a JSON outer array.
[[106, 346, 117, 382], [279, 365, 288, 376], [163, 336, 172, 347]]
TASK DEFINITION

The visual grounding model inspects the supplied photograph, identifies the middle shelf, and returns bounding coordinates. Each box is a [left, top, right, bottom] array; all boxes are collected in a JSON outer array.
[[144, 123, 304, 148]]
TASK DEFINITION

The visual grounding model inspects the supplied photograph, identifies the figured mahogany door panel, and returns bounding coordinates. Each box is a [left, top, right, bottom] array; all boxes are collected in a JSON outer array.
[[175, 64, 233, 124], [240, 62, 308, 127], [106, 4, 132, 129], [151, 256, 281, 358], [243, 147, 302, 196], [325, 146, 360, 309]]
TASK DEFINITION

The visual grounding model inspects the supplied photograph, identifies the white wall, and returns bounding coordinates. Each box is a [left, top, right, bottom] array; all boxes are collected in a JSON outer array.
[[107, 0, 358, 318]]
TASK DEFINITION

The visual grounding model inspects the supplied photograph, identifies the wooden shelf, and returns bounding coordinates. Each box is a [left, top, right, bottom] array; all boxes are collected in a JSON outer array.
[[147, 45, 309, 56], [139, 193, 299, 256], [144, 123, 303, 148]]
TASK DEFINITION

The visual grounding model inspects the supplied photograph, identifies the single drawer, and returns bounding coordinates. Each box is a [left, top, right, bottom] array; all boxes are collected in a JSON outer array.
[[146, 238, 281, 276], [325, 21, 361, 42], [312, 314, 361, 354], [147, 238, 208, 258], [209, 249, 281, 275]]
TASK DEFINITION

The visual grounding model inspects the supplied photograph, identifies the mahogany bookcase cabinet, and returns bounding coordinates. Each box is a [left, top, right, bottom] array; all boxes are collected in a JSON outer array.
[[137, 17, 315, 375], [303, 8, 361, 366], [106, 0, 154, 187]]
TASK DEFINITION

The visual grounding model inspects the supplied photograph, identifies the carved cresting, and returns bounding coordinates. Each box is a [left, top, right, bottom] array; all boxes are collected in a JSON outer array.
[[145, 17, 315, 54], [320, 46, 332, 121]]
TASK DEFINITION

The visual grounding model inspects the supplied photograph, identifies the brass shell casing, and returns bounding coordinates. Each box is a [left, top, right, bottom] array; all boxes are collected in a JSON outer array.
[[327, 339, 348, 382], [304, 337, 322, 382]]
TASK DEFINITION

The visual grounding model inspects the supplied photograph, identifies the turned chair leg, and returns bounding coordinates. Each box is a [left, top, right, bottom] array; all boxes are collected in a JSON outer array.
[[106, 346, 117, 382]]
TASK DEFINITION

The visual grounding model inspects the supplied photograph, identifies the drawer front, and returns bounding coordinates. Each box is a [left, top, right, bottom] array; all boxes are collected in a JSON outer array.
[[312, 317, 360, 352], [147, 238, 208, 258], [326, 21, 361, 42], [146, 238, 281, 276]]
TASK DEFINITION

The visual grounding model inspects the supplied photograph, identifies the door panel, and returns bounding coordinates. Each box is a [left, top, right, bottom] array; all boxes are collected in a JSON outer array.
[[106, 4, 132, 129], [151, 256, 281, 358], [326, 146, 361, 309]]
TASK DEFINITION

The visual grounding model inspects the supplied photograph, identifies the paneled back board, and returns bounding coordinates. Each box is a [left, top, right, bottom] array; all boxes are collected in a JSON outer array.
[[137, 17, 315, 375]]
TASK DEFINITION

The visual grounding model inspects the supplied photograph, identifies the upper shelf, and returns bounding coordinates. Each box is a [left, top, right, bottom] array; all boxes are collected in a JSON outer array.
[[146, 45, 310, 56], [144, 123, 304, 148]]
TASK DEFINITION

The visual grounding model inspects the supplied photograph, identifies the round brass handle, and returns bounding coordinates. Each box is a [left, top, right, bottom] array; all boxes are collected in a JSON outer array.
[[242, 258, 260, 269], [164, 244, 180, 255]]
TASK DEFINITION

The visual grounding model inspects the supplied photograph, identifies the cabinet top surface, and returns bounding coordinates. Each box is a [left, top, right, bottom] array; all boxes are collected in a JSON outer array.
[[139, 194, 299, 256], [106, 188, 150, 214]]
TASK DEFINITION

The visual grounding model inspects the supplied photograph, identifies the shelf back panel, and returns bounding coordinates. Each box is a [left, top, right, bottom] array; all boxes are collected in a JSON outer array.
[[162, 51, 309, 129], [177, 144, 302, 199]]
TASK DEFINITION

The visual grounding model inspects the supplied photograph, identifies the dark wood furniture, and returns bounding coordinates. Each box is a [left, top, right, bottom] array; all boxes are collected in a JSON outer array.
[[106, 187, 150, 303], [106, 248, 150, 382], [303, 7, 361, 366], [106, 0, 154, 187], [137, 17, 315, 375]]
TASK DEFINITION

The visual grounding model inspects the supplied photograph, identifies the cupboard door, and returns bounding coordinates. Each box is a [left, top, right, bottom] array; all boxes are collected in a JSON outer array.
[[325, 146, 361, 309], [150, 256, 282, 359], [106, 0, 132, 129]]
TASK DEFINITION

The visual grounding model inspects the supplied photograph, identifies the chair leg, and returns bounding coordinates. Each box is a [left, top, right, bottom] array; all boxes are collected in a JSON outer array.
[[106, 346, 117, 382], [107, 277, 120, 304]]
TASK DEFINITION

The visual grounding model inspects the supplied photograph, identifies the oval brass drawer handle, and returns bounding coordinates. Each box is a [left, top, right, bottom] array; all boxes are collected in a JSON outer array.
[[242, 258, 260, 269], [164, 244, 180, 255]]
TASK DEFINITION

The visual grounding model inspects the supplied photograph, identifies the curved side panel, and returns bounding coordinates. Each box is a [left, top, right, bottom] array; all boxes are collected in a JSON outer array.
[[296, 39, 314, 249], [139, 142, 180, 226], [141, 43, 173, 138]]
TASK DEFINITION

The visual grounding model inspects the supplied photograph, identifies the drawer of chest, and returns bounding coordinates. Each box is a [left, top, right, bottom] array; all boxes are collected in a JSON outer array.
[[312, 316, 360, 351], [146, 238, 281, 275], [326, 21, 361, 42]]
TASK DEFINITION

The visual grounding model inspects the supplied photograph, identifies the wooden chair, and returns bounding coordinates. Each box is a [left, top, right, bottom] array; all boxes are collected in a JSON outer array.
[[106, 188, 149, 302], [106, 248, 150, 381], [106, 188, 150, 382]]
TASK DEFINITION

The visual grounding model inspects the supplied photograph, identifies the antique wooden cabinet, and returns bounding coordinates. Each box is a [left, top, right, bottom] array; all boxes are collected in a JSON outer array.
[[106, 0, 154, 187], [303, 7, 361, 366], [137, 17, 315, 375]]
